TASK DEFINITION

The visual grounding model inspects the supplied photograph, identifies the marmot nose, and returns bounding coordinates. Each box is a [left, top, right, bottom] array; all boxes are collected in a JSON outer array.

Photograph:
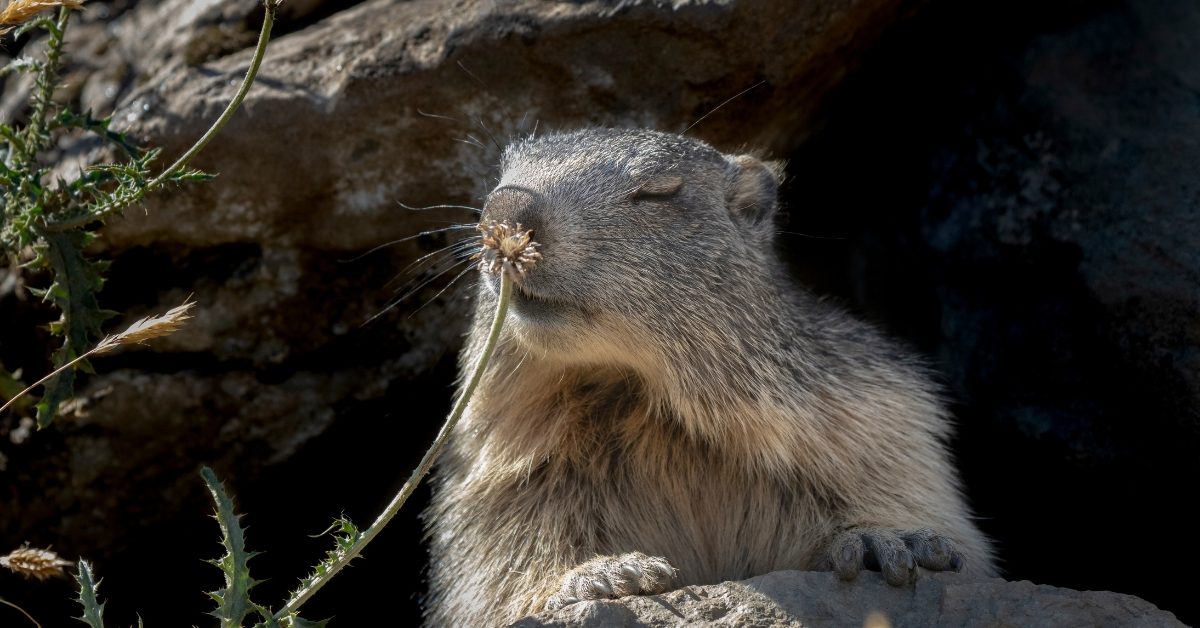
[[481, 186, 543, 238]]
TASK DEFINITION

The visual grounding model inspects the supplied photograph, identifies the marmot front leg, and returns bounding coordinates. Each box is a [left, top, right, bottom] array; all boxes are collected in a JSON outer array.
[[829, 527, 963, 586], [544, 552, 678, 610]]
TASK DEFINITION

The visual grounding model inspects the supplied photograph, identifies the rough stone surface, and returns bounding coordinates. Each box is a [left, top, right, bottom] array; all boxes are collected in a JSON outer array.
[[514, 571, 1184, 628], [95, 0, 910, 251]]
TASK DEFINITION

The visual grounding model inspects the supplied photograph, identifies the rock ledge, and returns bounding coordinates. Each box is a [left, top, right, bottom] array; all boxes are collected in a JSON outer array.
[[514, 571, 1183, 627]]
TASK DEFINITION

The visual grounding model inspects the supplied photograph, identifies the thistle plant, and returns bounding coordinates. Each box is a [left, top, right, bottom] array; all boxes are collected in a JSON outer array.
[[38, 222, 538, 626], [0, 0, 282, 427], [2, 0, 538, 622], [74, 559, 104, 628], [274, 221, 538, 619]]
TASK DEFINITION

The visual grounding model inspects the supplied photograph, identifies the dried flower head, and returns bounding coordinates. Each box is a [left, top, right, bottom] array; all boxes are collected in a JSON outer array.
[[92, 300, 196, 355], [1, 546, 71, 581], [0, 0, 84, 33], [478, 221, 542, 282]]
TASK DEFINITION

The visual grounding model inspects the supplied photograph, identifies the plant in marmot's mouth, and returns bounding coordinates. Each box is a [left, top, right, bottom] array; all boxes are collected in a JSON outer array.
[[478, 220, 543, 282], [272, 221, 540, 621]]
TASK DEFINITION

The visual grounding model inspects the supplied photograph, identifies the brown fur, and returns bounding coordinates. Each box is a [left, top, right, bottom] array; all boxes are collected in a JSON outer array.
[[424, 128, 996, 626]]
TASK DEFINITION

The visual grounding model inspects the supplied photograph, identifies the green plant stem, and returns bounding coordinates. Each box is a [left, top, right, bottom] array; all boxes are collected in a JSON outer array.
[[41, 0, 280, 233], [0, 597, 40, 628], [18, 8, 70, 167], [0, 343, 97, 416], [276, 273, 515, 621], [146, 2, 275, 190]]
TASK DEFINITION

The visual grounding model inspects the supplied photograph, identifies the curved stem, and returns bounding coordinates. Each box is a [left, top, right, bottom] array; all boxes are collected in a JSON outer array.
[[42, 0, 280, 232], [0, 345, 94, 416], [276, 273, 514, 620], [146, 2, 276, 190]]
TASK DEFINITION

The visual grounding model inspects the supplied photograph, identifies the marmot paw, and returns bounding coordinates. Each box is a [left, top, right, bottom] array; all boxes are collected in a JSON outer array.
[[544, 552, 678, 611], [829, 527, 963, 586]]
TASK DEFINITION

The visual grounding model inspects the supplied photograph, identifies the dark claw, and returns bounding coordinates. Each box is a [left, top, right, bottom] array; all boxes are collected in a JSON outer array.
[[830, 531, 866, 580], [903, 528, 958, 571], [830, 527, 962, 585]]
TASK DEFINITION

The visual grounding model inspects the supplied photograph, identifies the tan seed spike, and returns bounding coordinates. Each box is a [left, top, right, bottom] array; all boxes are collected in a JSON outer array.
[[0, 0, 84, 33], [93, 300, 196, 355], [1, 546, 71, 581], [0, 299, 197, 417]]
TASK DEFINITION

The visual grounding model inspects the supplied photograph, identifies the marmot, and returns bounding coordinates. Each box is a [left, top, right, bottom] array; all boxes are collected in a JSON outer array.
[[424, 128, 996, 626]]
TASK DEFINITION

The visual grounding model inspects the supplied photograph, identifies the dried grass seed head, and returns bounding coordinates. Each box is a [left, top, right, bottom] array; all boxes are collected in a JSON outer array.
[[479, 221, 542, 283], [0, 0, 84, 32], [93, 300, 196, 355], [1, 546, 71, 581]]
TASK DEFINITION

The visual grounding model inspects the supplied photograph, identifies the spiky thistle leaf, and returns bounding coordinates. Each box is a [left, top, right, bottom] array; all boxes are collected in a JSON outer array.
[[201, 466, 260, 627], [34, 230, 114, 427], [74, 559, 105, 628], [252, 604, 282, 628], [52, 110, 143, 159]]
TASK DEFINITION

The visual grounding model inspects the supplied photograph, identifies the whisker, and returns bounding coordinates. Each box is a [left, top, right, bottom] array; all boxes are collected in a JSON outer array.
[[410, 262, 479, 317], [339, 225, 478, 263], [464, 134, 488, 150], [455, 137, 486, 150], [457, 60, 490, 91], [776, 231, 846, 241], [393, 256, 474, 304], [418, 108, 461, 122], [384, 251, 460, 291], [476, 117, 503, 152], [400, 236, 482, 276], [396, 201, 483, 214], [364, 257, 474, 327], [684, 80, 767, 135]]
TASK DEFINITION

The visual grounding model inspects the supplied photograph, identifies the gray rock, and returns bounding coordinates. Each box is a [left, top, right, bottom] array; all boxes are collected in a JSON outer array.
[[9, 0, 910, 522], [92, 0, 914, 251], [514, 571, 1184, 628]]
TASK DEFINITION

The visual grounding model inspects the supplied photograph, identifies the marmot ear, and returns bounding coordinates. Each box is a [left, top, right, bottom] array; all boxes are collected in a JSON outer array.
[[725, 154, 783, 232]]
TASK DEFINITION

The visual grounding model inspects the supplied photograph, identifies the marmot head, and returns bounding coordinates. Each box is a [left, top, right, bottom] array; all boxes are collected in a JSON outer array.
[[478, 128, 785, 368]]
